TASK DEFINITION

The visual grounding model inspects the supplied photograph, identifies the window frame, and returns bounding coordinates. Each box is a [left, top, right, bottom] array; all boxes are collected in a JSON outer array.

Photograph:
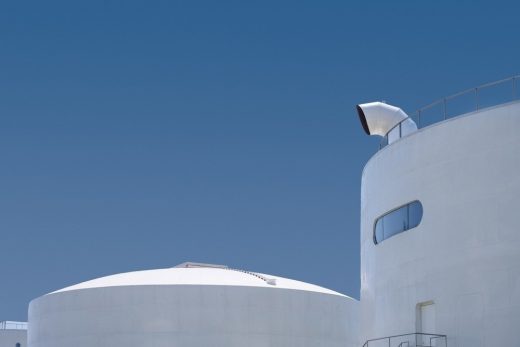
[[373, 200, 423, 245]]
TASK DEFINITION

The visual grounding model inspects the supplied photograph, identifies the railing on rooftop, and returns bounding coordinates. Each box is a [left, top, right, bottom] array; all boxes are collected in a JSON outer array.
[[380, 75, 520, 149], [362, 332, 447, 347], [0, 321, 28, 330]]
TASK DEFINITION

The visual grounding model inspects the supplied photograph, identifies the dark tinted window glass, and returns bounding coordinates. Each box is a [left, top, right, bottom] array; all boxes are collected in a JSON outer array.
[[374, 201, 422, 244], [383, 205, 408, 239], [374, 219, 384, 244], [408, 201, 423, 228]]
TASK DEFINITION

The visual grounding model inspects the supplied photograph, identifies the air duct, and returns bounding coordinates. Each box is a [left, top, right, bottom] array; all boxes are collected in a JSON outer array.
[[356, 102, 417, 144]]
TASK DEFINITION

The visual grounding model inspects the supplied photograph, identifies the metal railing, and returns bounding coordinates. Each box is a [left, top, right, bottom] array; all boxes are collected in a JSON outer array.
[[0, 321, 28, 330], [380, 75, 520, 149], [362, 332, 447, 347]]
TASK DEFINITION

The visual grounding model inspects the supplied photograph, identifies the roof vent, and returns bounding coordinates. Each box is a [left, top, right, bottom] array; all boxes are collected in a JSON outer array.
[[174, 262, 228, 269], [356, 101, 417, 144], [266, 278, 277, 286]]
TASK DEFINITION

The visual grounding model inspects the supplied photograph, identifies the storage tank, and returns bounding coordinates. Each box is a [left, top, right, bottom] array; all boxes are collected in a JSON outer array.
[[0, 321, 27, 347], [29, 262, 359, 347], [359, 99, 520, 346]]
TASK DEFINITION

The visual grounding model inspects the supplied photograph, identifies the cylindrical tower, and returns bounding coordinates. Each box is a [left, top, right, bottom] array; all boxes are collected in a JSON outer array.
[[360, 101, 520, 346], [29, 263, 359, 347]]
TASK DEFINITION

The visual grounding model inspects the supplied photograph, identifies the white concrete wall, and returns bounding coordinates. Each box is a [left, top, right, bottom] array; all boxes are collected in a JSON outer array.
[[360, 101, 520, 347], [29, 285, 359, 347], [0, 330, 26, 347]]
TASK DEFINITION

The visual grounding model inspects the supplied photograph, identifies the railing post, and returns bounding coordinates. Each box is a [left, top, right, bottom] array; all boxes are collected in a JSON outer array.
[[388, 337, 391, 347]]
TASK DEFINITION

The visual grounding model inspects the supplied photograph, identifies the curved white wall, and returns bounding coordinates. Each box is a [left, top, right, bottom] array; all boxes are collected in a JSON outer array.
[[0, 329, 26, 347], [360, 101, 520, 347], [29, 285, 359, 347]]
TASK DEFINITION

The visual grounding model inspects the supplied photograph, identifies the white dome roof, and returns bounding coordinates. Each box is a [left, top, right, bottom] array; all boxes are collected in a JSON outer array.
[[52, 263, 348, 297]]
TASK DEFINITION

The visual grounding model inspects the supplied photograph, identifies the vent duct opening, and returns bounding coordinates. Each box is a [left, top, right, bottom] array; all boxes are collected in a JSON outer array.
[[356, 101, 417, 144]]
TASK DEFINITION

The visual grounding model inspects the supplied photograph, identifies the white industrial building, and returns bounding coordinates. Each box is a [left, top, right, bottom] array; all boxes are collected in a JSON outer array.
[[0, 322, 27, 347], [28, 262, 359, 347], [356, 75, 520, 347], [4, 75, 520, 347]]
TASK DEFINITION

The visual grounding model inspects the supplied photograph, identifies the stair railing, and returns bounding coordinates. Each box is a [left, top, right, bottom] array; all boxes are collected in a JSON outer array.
[[362, 332, 447, 347]]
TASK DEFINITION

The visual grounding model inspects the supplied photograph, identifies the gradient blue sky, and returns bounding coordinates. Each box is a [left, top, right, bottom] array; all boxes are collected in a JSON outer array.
[[1, 0, 519, 320]]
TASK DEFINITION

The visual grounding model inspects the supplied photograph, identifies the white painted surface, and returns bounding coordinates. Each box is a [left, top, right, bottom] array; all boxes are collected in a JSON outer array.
[[360, 101, 520, 347], [30, 267, 359, 347], [0, 329, 26, 347], [419, 303, 436, 346], [357, 102, 414, 138], [52, 266, 347, 296]]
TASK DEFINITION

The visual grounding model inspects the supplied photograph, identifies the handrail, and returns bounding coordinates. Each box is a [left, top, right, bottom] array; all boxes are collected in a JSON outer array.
[[362, 332, 447, 347], [379, 74, 520, 149], [379, 116, 411, 149], [225, 267, 277, 285], [0, 321, 28, 330]]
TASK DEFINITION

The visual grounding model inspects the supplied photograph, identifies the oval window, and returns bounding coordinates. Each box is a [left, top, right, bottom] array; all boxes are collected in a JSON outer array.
[[374, 201, 423, 244]]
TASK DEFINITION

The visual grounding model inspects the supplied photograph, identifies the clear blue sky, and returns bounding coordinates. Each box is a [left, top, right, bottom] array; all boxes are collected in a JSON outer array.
[[1, 0, 519, 320]]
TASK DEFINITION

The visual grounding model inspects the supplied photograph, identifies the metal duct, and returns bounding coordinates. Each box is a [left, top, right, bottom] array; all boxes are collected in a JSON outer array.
[[356, 102, 417, 144]]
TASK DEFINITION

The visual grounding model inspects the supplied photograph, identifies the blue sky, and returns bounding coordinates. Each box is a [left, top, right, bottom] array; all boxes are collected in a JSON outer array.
[[1, 0, 519, 320]]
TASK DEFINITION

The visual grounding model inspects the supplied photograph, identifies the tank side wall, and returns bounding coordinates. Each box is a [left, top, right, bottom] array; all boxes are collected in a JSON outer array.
[[0, 330, 27, 347], [29, 285, 359, 347], [361, 102, 520, 347]]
